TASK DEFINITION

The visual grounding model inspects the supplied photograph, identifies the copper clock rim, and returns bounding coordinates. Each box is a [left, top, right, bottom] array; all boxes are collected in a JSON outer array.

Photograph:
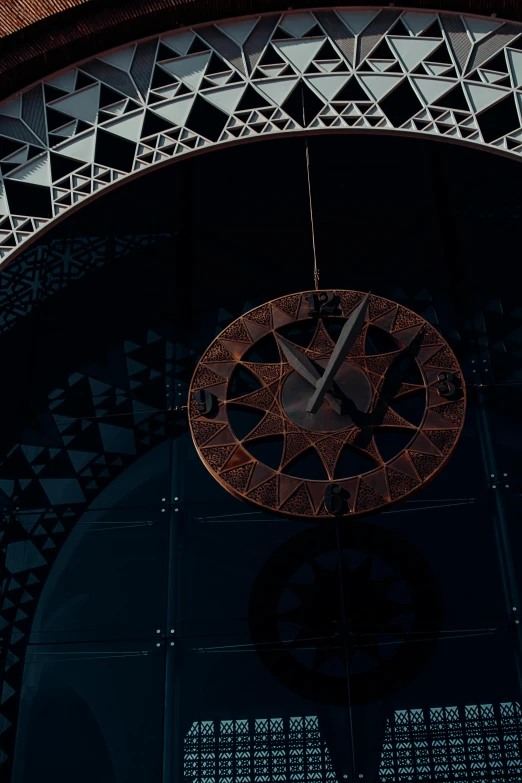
[[188, 289, 467, 519]]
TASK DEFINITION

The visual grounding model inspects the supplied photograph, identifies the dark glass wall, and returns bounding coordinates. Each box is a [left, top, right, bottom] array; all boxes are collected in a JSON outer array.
[[1, 133, 522, 782]]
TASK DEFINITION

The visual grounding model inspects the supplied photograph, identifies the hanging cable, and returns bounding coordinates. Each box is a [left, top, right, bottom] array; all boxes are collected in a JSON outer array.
[[305, 140, 319, 290], [302, 85, 319, 290]]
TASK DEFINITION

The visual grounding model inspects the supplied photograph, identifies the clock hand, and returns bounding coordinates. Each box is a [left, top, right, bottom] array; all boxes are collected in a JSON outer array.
[[275, 335, 342, 414], [306, 292, 370, 414]]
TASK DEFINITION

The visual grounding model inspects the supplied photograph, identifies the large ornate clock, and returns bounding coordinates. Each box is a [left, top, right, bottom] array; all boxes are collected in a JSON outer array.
[[188, 290, 465, 518]]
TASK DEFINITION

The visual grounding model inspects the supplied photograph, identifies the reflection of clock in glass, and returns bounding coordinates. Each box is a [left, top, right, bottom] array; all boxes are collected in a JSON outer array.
[[189, 290, 466, 519], [248, 521, 444, 705]]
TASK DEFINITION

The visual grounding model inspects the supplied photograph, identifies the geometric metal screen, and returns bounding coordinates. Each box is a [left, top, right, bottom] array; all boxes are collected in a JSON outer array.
[[380, 702, 522, 782], [184, 716, 337, 783], [0, 232, 169, 333], [183, 705, 522, 783], [3, 8, 522, 264]]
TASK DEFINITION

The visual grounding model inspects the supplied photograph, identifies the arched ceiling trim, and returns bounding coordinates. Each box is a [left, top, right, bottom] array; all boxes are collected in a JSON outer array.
[[1, 6, 522, 268]]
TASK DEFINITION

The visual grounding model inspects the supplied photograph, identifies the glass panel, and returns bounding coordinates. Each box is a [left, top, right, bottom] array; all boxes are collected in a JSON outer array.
[[179, 435, 352, 782], [11, 639, 165, 783], [3, 132, 522, 783], [20, 442, 171, 645]]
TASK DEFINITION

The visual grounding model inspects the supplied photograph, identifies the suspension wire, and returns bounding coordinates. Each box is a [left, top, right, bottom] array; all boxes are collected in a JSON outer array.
[[191, 629, 500, 653], [302, 85, 320, 290], [19, 375, 517, 424], [382, 499, 476, 515], [22, 623, 501, 652], [23, 652, 147, 665], [475, 381, 522, 387], [305, 141, 319, 290], [50, 405, 187, 421], [24, 376, 519, 424]]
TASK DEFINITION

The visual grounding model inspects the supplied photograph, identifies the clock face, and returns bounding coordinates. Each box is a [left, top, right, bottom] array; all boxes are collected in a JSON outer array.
[[188, 290, 466, 519]]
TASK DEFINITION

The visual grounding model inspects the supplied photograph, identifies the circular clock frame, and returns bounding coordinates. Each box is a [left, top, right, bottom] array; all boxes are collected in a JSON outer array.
[[188, 290, 466, 519]]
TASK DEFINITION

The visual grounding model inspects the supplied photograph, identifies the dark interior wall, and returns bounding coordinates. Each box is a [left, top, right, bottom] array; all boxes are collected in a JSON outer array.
[[2, 132, 522, 782]]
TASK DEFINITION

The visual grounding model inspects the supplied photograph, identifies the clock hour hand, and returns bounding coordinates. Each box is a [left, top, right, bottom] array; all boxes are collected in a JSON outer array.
[[275, 335, 342, 414], [306, 292, 370, 414]]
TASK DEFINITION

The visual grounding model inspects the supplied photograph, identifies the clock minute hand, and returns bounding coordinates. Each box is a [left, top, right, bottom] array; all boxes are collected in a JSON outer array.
[[306, 292, 370, 414], [275, 335, 342, 415]]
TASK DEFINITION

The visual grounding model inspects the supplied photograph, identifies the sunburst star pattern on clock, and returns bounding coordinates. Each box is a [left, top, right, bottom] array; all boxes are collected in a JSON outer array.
[[188, 290, 466, 518]]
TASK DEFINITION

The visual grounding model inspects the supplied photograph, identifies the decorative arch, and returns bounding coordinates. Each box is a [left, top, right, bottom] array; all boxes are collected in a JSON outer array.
[[2, 7, 522, 265]]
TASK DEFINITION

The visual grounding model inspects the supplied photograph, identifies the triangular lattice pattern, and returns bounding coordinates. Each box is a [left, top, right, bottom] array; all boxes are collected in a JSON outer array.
[[1, 9, 522, 265]]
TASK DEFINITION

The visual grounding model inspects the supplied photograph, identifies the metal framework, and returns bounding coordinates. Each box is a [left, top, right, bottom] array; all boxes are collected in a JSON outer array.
[[3, 8, 522, 265]]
